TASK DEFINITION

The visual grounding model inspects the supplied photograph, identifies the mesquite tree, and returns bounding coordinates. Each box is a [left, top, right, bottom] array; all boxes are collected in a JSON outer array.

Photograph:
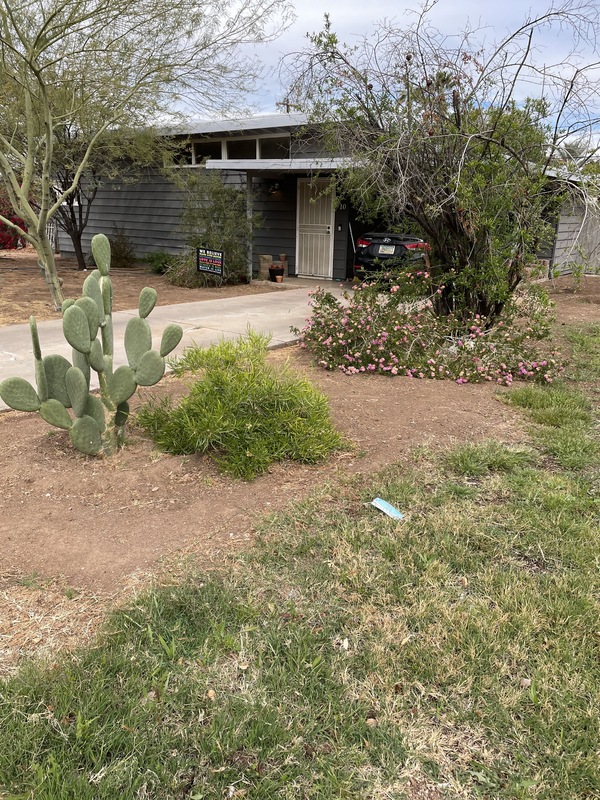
[[284, 1, 600, 321], [0, 0, 292, 309], [52, 126, 174, 270]]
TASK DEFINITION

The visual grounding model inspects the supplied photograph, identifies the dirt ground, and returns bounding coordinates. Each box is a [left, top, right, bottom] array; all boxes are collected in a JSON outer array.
[[0, 251, 598, 677], [0, 247, 286, 326]]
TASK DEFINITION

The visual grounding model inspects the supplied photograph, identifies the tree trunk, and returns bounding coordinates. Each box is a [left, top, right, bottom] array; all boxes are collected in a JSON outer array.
[[71, 231, 87, 271], [36, 234, 65, 310]]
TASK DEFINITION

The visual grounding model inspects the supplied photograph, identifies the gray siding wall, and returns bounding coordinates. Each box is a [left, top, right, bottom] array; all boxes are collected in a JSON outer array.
[[552, 201, 600, 274], [57, 169, 245, 259], [252, 176, 298, 274], [58, 172, 184, 258], [333, 203, 351, 280], [57, 164, 352, 280]]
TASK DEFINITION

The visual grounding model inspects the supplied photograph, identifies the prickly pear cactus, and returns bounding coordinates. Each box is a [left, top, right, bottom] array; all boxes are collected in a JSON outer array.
[[0, 234, 183, 455]]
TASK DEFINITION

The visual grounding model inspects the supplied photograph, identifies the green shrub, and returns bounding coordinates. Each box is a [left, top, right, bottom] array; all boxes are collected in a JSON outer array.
[[107, 225, 136, 268], [136, 333, 343, 479], [164, 249, 248, 288], [144, 251, 178, 275], [167, 168, 260, 286]]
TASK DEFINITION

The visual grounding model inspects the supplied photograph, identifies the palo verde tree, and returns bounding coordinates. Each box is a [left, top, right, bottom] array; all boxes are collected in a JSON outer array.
[[284, 1, 600, 321], [0, 0, 292, 309]]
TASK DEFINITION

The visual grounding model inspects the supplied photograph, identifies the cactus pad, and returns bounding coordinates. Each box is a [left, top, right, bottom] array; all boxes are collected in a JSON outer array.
[[30, 317, 42, 360], [83, 273, 105, 321], [135, 349, 165, 386], [91, 234, 111, 276], [0, 377, 40, 412], [34, 358, 48, 403], [65, 366, 89, 417], [84, 394, 106, 433], [100, 276, 112, 316], [125, 316, 152, 369], [75, 296, 100, 340], [88, 339, 105, 373], [110, 365, 137, 405], [139, 287, 158, 319], [43, 354, 72, 407], [72, 350, 90, 387], [39, 399, 73, 430], [63, 304, 92, 354], [160, 324, 184, 357], [70, 415, 102, 455]]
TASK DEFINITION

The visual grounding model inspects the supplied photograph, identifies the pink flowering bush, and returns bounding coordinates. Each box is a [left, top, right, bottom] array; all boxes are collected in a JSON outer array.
[[294, 277, 562, 385]]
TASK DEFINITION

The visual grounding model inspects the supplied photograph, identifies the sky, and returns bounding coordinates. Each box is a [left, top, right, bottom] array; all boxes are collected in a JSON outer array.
[[247, 0, 596, 113]]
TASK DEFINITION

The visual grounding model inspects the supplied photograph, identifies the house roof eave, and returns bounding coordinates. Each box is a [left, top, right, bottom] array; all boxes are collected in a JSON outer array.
[[162, 113, 310, 139], [204, 157, 351, 174]]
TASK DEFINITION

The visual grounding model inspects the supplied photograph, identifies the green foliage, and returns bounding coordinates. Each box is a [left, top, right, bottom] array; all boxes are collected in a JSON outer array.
[[107, 226, 136, 269], [0, 234, 183, 456], [136, 333, 343, 478], [564, 324, 600, 381], [285, 13, 592, 321], [296, 280, 562, 385], [443, 441, 536, 477], [502, 383, 597, 470], [144, 251, 178, 274], [166, 168, 260, 286]]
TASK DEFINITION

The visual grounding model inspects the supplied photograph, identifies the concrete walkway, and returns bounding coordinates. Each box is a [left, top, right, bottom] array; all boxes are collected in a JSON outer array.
[[0, 279, 347, 410]]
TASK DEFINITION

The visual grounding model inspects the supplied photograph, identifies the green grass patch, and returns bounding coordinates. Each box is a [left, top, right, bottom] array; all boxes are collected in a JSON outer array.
[[442, 440, 537, 477], [1, 427, 599, 798], [2, 360, 600, 797], [564, 323, 600, 381], [501, 383, 597, 470], [136, 333, 344, 479]]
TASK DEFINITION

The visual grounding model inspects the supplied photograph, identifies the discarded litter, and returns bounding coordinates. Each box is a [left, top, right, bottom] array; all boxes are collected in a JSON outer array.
[[371, 497, 404, 520]]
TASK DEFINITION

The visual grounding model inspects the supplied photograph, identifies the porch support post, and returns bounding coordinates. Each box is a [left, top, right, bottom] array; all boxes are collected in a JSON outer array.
[[246, 174, 253, 282]]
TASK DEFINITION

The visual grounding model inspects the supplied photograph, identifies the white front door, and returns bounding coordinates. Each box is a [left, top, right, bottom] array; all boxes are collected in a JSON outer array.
[[296, 178, 335, 278]]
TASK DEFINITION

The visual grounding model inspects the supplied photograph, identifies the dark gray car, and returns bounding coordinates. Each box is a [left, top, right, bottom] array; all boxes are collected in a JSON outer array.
[[353, 232, 429, 280]]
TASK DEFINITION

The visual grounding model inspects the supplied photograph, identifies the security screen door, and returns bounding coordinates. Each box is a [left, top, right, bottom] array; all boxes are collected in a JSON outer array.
[[296, 178, 334, 278]]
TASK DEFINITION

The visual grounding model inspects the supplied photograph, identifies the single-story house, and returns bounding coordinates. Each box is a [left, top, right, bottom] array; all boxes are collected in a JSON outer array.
[[57, 113, 362, 281], [56, 113, 600, 278]]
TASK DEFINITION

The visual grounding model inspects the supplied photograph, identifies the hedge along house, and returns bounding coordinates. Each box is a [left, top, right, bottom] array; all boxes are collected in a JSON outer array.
[[57, 113, 358, 281]]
